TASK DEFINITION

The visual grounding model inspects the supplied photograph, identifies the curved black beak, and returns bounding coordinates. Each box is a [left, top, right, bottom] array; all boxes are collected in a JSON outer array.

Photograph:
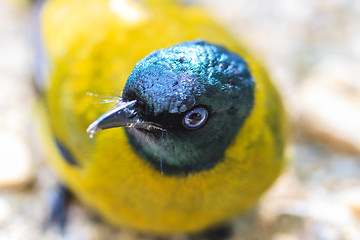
[[86, 100, 164, 138]]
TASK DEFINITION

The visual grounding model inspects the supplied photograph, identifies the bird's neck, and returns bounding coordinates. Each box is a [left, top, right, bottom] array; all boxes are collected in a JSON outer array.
[[125, 118, 245, 176]]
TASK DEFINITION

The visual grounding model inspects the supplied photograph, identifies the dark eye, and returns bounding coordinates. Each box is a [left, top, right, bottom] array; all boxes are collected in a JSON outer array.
[[182, 107, 208, 130]]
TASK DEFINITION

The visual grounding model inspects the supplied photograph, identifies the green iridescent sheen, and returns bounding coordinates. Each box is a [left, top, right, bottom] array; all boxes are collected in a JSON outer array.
[[122, 40, 255, 174]]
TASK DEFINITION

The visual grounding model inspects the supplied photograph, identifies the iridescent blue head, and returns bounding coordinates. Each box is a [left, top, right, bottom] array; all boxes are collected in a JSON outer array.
[[87, 40, 255, 174]]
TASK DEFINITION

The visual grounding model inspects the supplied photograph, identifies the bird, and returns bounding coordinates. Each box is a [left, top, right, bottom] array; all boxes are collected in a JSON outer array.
[[36, 0, 287, 236]]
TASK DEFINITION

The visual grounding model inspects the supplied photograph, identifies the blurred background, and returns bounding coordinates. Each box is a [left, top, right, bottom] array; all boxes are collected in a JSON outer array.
[[0, 0, 359, 239]]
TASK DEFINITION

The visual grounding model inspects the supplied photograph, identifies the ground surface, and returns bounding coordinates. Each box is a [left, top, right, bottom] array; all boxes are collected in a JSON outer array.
[[0, 0, 360, 239]]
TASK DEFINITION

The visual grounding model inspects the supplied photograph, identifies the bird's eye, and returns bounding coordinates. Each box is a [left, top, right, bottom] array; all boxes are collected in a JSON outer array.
[[182, 107, 208, 130]]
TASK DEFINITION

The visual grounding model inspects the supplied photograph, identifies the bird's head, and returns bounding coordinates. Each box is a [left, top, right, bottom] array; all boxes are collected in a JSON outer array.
[[87, 40, 255, 175]]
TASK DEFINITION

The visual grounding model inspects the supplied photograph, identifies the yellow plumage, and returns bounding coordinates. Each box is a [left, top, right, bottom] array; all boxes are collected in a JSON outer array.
[[39, 0, 287, 234]]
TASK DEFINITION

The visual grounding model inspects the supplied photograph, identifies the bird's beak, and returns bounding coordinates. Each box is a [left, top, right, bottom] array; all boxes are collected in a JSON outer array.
[[86, 100, 163, 138]]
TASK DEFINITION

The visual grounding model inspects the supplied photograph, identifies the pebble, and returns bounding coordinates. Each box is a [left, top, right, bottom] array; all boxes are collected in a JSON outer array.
[[0, 131, 34, 189], [297, 56, 360, 154], [0, 198, 11, 226], [0, 0, 34, 189]]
